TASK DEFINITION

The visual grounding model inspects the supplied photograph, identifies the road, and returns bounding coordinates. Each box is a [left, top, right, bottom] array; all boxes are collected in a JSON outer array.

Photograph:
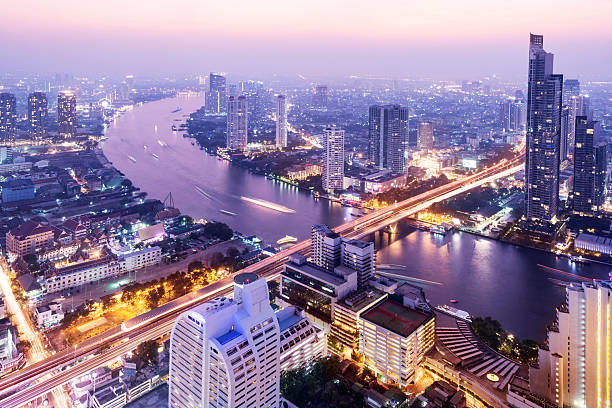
[[0, 153, 524, 407]]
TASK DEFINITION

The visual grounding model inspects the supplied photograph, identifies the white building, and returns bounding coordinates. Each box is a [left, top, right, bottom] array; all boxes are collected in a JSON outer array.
[[169, 273, 281, 408], [35, 301, 64, 329], [44, 255, 121, 293], [311, 224, 342, 271], [226, 96, 248, 151], [417, 121, 434, 150], [322, 126, 344, 192], [118, 246, 162, 272], [275, 95, 287, 148], [342, 239, 375, 289], [277, 307, 326, 372], [574, 233, 612, 255], [530, 281, 612, 407]]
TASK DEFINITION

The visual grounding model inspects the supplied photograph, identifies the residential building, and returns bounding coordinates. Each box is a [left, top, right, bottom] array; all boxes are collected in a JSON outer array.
[[342, 239, 375, 288], [169, 273, 281, 408], [314, 85, 328, 108], [0, 318, 24, 376], [0, 179, 35, 203], [311, 224, 342, 270], [226, 96, 248, 151], [499, 99, 527, 133], [0, 93, 17, 139], [564, 79, 581, 157], [28, 92, 48, 139], [525, 34, 563, 223], [6, 221, 54, 257], [572, 117, 607, 216], [322, 126, 344, 192], [275, 95, 287, 148], [417, 121, 434, 150], [277, 307, 326, 372], [530, 281, 612, 408], [368, 105, 409, 174], [35, 301, 64, 329], [205, 72, 227, 114], [285, 163, 322, 180], [58, 91, 77, 138], [360, 297, 435, 388]]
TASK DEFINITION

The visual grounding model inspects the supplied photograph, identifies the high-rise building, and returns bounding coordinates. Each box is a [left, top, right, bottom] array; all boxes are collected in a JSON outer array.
[[525, 34, 563, 223], [322, 126, 344, 192], [564, 79, 581, 158], [311, 224, 342, 270], [572, 117, 607, 216], [226, 96, 248, 151], [530, 281, 612, 408], [368, 105, 409, 174], [169, 273, 281, 408], [57, 91, 77, 138], [314, 85, 328, 109], [0, 93, 17, 139], [342, 239, 375, 289], [205, 72, 227, 114], [499, 99, 527, 133], [28, 92, 48, 139], [417, 121, 434, 150], [560, 105, 570, 162], [275, 95, 287, 148]]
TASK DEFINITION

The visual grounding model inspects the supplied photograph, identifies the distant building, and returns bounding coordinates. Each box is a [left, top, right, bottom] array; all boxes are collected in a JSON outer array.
[[322, 126, 344, 192], [574, 233, 612, 255], [275, 95, 287, 148], [58, 91, 77, 138], [28, 92, 48, 139], [205, 72, 227, 114], [531, 281, 612, 408], [285, 163, 322, 180], [572, 117, 607, 216], [417, 121, 434, 150], [368, 105, 409, 174], [0, 93, 17, 139], [0, 179, 35, 203], [525, 34, 563, 223], [564, 79, 581, 157], [226, 95, 248, 151], [499, 99, 527, 133], [314, 85, 328, 108], [6, 221, 54, 257]]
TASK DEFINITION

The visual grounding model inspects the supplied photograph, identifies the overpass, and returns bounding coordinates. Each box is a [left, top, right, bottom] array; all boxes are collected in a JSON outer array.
[[0, 154, 524, 407]]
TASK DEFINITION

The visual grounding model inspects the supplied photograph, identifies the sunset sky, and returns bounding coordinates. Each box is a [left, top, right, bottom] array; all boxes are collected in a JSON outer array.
[[2, 0, 611, 80]]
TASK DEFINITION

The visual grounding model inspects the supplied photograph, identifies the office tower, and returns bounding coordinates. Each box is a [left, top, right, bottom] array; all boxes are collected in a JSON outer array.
[[0, 93, 17, 139], [311, 224, 342, 270], [563, 79, 580, 105], [530, 281, 612, 408], [368, 105, 409, 174], [314, 85, 328, 108], [572, 117, 607, 216], [57, 91, 77, 138], [322, 126, 344, 192], [581, 94, 592, 118], [226, 96, 248, 151], [417, 121, 434, 150], [560, 106, 570, 162], [205, 72, 227, 114], [169, 273, 281, 408], [500, 99, 527, 133], [525, 34, 563, 223], [275, 95, 287, 148], [564, 79, 581, 157], [28, 92, 48, 139], [342, 239, 375, 288]]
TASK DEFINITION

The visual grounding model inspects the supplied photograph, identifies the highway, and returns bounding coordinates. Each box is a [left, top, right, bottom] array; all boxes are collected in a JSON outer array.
[[0, 153, 524, 407]]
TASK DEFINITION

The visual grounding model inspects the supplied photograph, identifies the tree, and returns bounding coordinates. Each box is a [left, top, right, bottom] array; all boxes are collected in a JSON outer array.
[[203, 222, 233, 241], [226, 246, 241, 259], [135, 340, 159, 365], [188, 260, 203, 273], [208, 252, 225, 270], [471, 316, 504, 350]]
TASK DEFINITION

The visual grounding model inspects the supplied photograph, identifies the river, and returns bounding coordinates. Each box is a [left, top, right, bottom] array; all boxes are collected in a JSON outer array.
[[103, 95, 611, 341]]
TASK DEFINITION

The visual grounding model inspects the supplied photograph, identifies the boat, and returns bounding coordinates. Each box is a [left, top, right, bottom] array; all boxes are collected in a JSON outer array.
[[171, 107, 182, 113], [435, 305, 472, 322], [143, 145, 148, 150], [157, 140, 166, 147], [449, 299, 458, 303], [569, 255, 590, 264], [277, 235, 298, 245], [151, 153, 159, 160], [219, 210, 237, 216], [171, 125, 178, 131], [128, 156, 136, 163], [154, 125, 158, 132]]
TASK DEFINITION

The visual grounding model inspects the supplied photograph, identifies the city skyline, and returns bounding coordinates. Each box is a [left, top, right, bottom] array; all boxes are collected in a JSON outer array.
[[1, 1, 612, 79]]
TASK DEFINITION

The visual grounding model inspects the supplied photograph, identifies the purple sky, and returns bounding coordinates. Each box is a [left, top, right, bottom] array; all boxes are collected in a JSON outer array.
[[2, 0, 611, 80]]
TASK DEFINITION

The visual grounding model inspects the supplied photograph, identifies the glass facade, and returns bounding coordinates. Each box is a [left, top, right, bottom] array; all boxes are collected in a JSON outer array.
[[280, 276, 333, 323]]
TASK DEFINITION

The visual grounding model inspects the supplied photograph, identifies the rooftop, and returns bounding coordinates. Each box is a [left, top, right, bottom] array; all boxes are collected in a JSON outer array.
[[276, 307, 304, 332], [284, 261, 351, 287], [217, 329, 243, 345], [362, 299, 432, 337]]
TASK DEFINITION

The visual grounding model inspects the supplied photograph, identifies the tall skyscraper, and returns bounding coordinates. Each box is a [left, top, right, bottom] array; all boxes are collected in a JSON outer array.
[[0, 93, 17, 139], [560, 105, 570, 162], [57, 91, 77, 138], [417, 121, 434, 150], [205, 72, 227, 114], [314, 85, 328, 109], [169, 273, 281, 408], [28, 92, 48, 139], [226, 96, 248, 151], [572, 117, 607, 216], [368, 105, 409, 174], [499, 99, 527, 133], [525, 34, 563, 223], [564, 79, 581, 158], [275, 95, 287, 148], [530, 281, 612, 408], [322, 126, 344, 192]]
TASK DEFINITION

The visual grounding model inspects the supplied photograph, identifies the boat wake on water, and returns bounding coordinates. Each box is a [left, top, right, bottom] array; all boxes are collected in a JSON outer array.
[[194, 185, 214, 200], [239, 196, 296, 213]]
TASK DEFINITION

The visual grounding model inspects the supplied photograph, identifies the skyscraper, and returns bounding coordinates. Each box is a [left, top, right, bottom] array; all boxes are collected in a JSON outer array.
[[499, 99, 527, 133], [169, 273, 281, 408], [368, 105, 409, 174], [530, 281, 612, 408], [342, 239, 375, 288], [57, 91, 77, 138], [28, 92, 48, 139], [314, 85, 328, 109], [0, 93, 17, 139], [564, 79, 581, 158], [417, 121, 434, 150], [275, 95, 287, 148], [226, 96, 248, 151], [322, 126, 344, 192], [311, 224, 342, 271], [205, 72, 227, 114], [572, 117, 607, 216], [525, 34, 563, 223], [560, 105, 570, 162]]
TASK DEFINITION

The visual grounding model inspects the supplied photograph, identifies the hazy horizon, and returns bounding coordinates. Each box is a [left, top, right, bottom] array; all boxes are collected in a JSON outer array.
[[2, 0, 611, 81]]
